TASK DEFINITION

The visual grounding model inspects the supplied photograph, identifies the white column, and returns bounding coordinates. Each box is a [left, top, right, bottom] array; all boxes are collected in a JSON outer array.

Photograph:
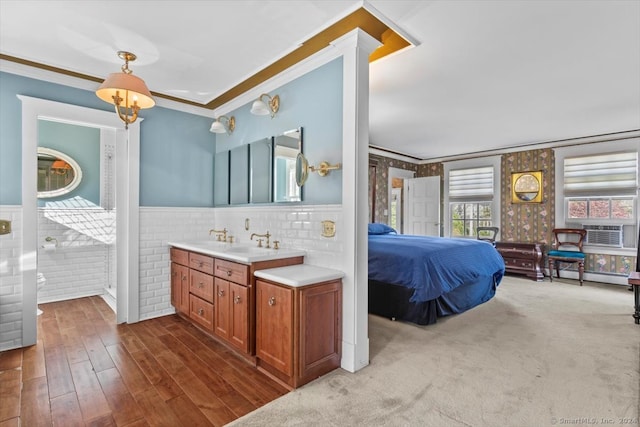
[[333, 29, 380, 372]]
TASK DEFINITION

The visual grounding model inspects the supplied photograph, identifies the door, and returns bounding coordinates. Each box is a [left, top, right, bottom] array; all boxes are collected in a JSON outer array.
[[229, 282, 248, 352], [214, 278, 230, 340], [170, 262, 189, 313], [256, 280, 293, 376], [403, 176, 440, 236]]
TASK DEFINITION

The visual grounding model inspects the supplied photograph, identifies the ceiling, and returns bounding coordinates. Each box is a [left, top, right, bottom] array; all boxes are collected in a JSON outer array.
[[1, 0, 639, 161]]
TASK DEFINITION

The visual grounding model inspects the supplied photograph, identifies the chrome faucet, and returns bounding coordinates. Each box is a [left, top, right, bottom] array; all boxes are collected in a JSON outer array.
[[209, 228, 227, 242], [250, 231, 271, 248]]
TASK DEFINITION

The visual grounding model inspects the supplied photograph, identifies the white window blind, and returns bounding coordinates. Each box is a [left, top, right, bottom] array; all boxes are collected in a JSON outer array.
[[449, 166, 494, 199], [564, 152, 638, 196]]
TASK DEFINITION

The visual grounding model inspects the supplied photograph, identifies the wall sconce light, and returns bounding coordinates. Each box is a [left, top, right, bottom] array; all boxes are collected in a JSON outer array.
[[295, 152, 342, 186], [310, 161, 342, 176], [250, 93, 280, 118], [96, 51, 155, 129], [210, 115, 236, 135]]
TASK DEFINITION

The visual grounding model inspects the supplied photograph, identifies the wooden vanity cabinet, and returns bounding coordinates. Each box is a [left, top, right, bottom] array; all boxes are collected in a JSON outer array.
[[170, 245, 304, 362], [255, 278, 342, 390]]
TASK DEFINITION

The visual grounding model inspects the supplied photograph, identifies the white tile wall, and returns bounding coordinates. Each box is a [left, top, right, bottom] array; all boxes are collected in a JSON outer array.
[[37, 208, 112, 303], [138, 207, 216, 320], [213, 204, 344, 268], [0, 206, 23, 351]]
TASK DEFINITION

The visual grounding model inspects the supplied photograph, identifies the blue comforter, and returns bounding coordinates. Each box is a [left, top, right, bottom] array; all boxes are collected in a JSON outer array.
[[368, 234, 505, 303]]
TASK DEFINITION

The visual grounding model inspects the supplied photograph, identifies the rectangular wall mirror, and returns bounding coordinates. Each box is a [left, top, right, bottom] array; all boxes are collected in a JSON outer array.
[[273, 128, 302, 203], [249, 137, 273, 203]]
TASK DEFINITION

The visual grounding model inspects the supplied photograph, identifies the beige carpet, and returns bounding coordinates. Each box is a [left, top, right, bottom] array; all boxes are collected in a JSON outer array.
[[228, 276, 640, 427]]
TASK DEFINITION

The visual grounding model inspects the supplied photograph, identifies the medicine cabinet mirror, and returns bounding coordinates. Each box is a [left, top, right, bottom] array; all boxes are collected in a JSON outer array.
[[37, 147, 83, 198], [274, 128, 302, 202]]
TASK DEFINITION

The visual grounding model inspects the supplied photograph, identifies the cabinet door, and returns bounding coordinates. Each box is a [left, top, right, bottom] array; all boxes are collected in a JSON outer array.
[[214, 278, 230, 340], [229, 282, 248, 352], [249, 137, 273, 203], [299, 281, 342, 382], [171, 263, 189, 313], [229, 145, 249, 205], [256, 280, 293, 376], [214, 150, 230, 206]]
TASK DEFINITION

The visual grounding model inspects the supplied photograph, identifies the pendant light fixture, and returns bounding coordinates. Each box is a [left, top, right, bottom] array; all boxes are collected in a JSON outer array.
[[96, 51, 155, 129]]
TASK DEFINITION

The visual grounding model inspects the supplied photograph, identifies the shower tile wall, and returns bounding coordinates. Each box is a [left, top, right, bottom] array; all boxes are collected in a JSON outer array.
[[37, 208, 113, 303]]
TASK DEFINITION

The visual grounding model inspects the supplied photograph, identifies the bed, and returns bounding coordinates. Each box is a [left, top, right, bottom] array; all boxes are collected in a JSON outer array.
[[368, 223, 505, 325]]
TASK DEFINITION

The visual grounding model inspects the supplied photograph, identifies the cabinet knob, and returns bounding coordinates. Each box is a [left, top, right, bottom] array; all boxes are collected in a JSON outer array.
[[198, 308, 204, 316], [234, 295, 241, 304], [198, 261, 203, 267], [268, 296, 276, 306], [182, 275, 187, 281], [226, 270, 232, 277], [218, 289, 225, 297], [198, 282, 204, 288]]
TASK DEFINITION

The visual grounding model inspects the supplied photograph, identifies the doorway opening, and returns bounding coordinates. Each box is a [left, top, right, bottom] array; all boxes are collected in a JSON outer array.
[[19, 96, 140, 346]]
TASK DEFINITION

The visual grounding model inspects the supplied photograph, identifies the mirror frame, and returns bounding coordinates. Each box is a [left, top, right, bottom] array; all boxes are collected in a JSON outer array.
[[511, 170, 543, 203], [273, 127, 303, 202], [37, 147, 83, 198], [295, 152, 309, 187]]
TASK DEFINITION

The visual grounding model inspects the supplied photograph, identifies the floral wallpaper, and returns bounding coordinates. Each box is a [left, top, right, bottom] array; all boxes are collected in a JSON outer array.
[[368, 153, 418, 224], [500, 148, 555, 246], [369, 148, 635, 277]]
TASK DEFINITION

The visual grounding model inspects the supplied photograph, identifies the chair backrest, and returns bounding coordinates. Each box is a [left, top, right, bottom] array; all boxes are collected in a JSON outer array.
[[477, 226, 499, 243], [551, 228, 587, 252]]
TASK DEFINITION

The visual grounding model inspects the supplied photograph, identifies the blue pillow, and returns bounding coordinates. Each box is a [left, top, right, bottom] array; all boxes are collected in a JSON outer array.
[[368, 223, 397, 235]]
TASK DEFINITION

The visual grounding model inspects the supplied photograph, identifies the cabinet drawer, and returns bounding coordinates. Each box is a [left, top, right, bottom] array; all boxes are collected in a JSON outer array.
[[214, 259, 248, 285], [170, 248, 189, 266], [190, 269, 214, 302], [189, 252, 214, 275], [503, 258, 535, 269], [190, 294, 214, 331], [498, 247, 536, 258]]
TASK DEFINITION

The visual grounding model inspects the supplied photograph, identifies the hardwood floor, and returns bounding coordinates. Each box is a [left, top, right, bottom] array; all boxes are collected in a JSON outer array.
[[0, 296, 288, 426]]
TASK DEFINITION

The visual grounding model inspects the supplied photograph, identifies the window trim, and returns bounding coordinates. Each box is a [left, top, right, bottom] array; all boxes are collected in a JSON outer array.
[[444, 156, 501, 238], [555, 138, 639, 254]]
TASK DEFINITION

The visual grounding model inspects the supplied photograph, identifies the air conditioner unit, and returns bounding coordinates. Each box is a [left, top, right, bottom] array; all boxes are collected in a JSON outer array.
[[582, 224, 623, 247]]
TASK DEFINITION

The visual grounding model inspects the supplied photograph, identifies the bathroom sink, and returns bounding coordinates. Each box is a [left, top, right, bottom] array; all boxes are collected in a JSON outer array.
[[224, 245, 267, 254]]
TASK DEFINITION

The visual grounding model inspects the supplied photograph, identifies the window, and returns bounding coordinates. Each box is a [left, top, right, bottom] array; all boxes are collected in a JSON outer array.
[[561, 150, 638, 249], [448, 166, 495, 238]]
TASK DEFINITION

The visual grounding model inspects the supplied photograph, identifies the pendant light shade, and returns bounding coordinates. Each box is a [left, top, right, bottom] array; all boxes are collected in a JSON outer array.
[[96, 72, 155, 109]]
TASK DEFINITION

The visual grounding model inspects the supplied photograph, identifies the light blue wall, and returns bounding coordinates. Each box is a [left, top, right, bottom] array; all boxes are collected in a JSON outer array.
[[37, 120, 100, 207], [216, 58, 344, 204], [0, 71, 215, 207]]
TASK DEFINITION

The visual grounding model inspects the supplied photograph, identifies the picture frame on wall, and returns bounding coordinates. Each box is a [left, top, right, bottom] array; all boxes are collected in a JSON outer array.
[[511, 171, 543, 203]]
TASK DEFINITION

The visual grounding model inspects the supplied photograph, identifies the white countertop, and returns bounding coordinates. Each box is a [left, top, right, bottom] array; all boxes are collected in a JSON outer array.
[[168, 240, 306, 264], [254, 264, 344, 287]]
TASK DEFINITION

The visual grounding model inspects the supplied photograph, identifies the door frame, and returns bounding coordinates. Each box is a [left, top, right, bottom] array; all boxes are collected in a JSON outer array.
[[19, 95, 139, 345], [388, 167, 415, 233]]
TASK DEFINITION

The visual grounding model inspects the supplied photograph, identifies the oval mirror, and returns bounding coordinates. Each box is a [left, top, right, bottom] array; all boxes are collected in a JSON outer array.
[[295, 152, 309, 187], [37, 147, 83, 198]]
